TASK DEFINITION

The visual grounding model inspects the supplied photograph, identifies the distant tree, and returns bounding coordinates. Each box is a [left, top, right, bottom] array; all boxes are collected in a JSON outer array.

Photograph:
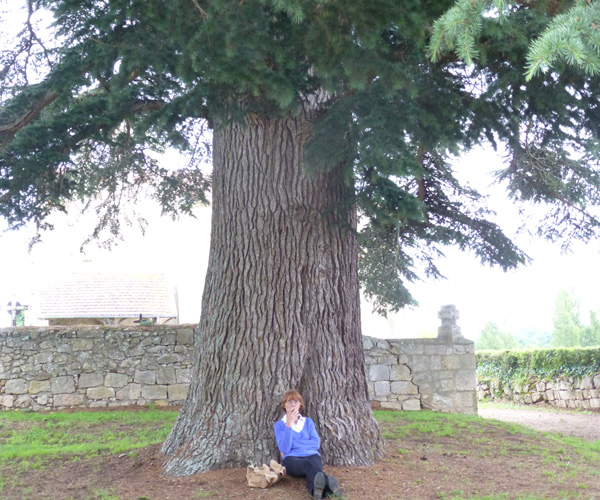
[[417, 330, 436, 339], [475, 322, 518, 350], [581, 311, 600, 347], [551, 289, 581, 347], [515, 330, 552, 349]]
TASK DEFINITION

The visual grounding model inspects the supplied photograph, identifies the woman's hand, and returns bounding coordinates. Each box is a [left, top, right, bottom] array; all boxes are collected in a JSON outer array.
[[285, 407, 299, 427]]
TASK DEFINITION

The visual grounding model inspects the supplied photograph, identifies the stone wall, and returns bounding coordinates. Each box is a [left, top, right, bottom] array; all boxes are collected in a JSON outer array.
[[0, 325, 194, 410], [364, 305, 477, 415], [1, 305, 478, 414], [478, 375, 600, 410]]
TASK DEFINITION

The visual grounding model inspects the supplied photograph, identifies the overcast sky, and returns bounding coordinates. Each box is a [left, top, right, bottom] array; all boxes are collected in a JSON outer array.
[[364, 147, 600, 340]]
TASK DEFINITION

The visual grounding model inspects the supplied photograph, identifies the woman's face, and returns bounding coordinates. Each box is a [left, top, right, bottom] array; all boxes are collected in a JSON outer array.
[[284, 398, 301, 413]]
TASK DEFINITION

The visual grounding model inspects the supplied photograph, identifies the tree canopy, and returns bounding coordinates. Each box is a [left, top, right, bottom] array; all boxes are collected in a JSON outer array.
[[551, 289, 600, 348], [431, 0, 600, 79], [475, 321, 518, 350], [552, 288, 582, 347], [1, 0, 600, 312], [582, 310, 600, 347]]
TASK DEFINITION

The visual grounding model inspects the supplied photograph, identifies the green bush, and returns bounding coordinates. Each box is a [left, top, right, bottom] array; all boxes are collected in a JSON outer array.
[[476, 347, 600, 388]]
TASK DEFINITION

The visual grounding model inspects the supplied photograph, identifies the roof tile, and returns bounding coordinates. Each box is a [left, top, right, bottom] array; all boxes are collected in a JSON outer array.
[[39, 272, 177, 319]]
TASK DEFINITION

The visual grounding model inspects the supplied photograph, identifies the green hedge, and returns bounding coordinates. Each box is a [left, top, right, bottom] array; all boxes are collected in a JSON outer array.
[[476, 347, 600, 383]]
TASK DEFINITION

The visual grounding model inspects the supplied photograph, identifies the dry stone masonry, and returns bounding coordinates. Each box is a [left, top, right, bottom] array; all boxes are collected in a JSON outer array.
[[478, 375, 600, 410], [0, 305, 478, 414], [0, 325, 194, 410], [364, 305, 477, 415]]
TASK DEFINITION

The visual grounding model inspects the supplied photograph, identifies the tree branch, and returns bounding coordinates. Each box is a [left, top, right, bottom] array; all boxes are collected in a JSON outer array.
[[0, 90, 58, 149]]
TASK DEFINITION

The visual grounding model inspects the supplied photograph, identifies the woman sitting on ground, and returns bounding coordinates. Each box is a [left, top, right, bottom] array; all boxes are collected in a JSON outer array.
[[273, 390, 343, 499]]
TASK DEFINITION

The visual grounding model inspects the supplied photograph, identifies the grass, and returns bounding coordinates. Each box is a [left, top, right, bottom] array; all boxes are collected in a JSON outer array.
[[373, 408, 539, 441], [0, 408, 178, 461], [438, 496, 561, 500], [89, 488, 121, 500], [0, 404, 598, 499], [193, 489, 219, 498], [374, 407, 600, 500]]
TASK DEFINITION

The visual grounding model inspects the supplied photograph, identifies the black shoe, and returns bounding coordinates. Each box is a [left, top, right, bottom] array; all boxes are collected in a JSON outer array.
[[327, 475, 343, 498], [313, 472, 326, 499]]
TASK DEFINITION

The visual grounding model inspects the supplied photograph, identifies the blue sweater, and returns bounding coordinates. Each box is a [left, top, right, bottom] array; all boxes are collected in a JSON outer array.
[[273, 416, 321, 458]]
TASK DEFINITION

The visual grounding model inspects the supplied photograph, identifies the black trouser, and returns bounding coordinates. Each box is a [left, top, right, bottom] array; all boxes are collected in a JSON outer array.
[[283, 453, 328, 496]]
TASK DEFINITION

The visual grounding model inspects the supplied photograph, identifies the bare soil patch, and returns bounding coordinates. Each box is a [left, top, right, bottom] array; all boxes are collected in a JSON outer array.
[[478, 404, 600, 441], [2, 406, 599, 500]]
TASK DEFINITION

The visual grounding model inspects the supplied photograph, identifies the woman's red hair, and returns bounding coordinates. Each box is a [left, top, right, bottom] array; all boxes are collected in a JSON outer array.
[[279, 389, 305, 413]]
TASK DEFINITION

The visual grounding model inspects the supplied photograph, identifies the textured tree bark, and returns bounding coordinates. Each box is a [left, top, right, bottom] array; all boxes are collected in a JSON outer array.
[[162, 102, 383, 475]]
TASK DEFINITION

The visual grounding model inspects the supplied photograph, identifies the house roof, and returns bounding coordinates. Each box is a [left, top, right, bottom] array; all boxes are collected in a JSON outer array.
[[39, 272, 177, 319]]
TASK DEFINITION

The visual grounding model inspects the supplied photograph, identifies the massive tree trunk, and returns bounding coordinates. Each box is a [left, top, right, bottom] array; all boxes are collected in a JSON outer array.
[[162, 101, 384, 475]]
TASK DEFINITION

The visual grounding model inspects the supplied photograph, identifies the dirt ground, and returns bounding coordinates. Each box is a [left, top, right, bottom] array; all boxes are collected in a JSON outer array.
[[478, 405, 600, 441], [3, 405, 600, 500]]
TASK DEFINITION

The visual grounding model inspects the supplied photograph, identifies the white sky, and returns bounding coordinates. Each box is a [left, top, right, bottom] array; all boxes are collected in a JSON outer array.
[[363, 147, 600, 340]]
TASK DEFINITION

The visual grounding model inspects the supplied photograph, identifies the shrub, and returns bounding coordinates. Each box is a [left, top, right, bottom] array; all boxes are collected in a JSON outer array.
[[476, 347, 600, 388]]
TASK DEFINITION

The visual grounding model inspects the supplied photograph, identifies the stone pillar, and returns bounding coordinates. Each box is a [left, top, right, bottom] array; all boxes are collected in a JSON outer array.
[[438, 304, 463, 340]]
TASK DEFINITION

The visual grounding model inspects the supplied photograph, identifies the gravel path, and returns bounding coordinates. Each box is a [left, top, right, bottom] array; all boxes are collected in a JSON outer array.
[[478, 406, 600, 441]]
